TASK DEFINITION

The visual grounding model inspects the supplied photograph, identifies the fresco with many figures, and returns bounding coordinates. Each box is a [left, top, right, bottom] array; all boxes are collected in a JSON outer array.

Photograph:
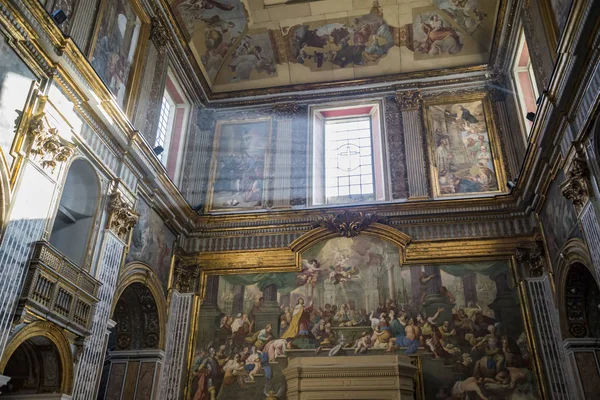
[[170, 0, 501, 92], [425, 97, 502, 197], [188, 236, 539, 399]]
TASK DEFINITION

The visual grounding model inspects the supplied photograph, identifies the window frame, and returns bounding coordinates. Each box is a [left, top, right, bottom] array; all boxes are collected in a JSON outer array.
[[510, 28, 539, 138], [309, 101, 388, 207]]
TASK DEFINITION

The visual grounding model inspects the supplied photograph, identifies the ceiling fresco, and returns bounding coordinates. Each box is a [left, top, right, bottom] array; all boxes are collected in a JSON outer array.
[[171, 0, 501, 93]]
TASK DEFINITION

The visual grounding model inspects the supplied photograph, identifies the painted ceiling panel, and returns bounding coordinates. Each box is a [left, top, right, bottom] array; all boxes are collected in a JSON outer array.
[[170, 0, 501, 93]]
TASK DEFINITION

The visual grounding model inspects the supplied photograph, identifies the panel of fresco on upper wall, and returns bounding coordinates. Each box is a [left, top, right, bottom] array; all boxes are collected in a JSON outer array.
[[188, 235, 540, 400], [170, 0, 501, 93], [125, 197, 176, 293]]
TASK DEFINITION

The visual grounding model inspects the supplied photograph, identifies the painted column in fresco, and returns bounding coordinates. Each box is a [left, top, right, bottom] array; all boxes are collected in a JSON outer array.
[[232, 285, 245, 315], [254, 284, 280, 335], [397, 91, 429, 199], [272, 108, 294, 208], [386, 264, 397, 301], [159, 291, 194, 400], [461, 272, 478, 305], [197, 276, 221, 348], [410, 267, 422, 303]]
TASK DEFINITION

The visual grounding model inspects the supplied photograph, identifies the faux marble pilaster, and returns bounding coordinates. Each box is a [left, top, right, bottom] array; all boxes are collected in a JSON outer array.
[[396, 92, 428, 199], [523, 275, 575, 399], [0, 161, 58, 359], [272, 119, 293, 208], [72, 231, 127, 400], [491, 94, 525, 180], [579, 202, 600, 282], [158, 292, 194, 400]]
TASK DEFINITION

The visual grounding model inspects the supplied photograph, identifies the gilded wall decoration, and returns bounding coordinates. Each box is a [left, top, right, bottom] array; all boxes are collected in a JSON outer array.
[[187, 236, 539, 400], [89, 0, 148, 108], [206, 118, 273, 212], [424, 93, 506, 198], [126, 198, 176, 293], [106, 192, 139, 241], [0, 34, 37, 169], [385, 95, 409, 199]]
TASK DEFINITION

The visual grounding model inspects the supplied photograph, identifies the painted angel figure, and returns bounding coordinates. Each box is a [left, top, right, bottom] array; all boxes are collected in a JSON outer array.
[[297, 259, 322, 300], [328, 263, 359, 284], [264, 385, 285, 399]]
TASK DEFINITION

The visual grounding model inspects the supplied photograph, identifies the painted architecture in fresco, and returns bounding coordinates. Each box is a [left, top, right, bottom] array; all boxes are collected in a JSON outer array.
[[189, 236, 538, 400], [426, 98, 501, 197], [126, 198, 176, 293], [207, 120, 271, 211]]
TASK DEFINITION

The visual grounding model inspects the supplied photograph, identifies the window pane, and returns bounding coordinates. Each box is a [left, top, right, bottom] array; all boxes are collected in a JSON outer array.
[[339, 176, 349, 186], [350, 185, 361, 195], [350, 175, 361, 185], [362, 184, 373, 194], [339, 186, 349, 196]]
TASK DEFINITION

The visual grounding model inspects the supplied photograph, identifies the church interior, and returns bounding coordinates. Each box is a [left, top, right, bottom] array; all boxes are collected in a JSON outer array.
[[0, 0, 599, 399]]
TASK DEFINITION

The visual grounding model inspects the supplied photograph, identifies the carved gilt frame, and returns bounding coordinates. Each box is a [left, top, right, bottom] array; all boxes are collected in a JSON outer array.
[[423, 91, 508, 199]]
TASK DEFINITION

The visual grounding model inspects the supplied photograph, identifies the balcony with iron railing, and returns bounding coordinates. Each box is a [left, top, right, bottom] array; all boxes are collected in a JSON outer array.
[[16, 241, 102, 337]]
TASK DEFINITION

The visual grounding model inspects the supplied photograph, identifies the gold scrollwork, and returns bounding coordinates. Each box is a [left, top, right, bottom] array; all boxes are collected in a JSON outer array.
[[313, 211, 385, 238], [172, 256, 200, 294], [395, 90, 422, 110], [27, 111, 75, 172], [515, 241, 546, 278], [107, 192, 139, 240]]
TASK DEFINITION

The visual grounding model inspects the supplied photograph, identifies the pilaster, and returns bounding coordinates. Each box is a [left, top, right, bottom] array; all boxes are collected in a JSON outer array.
[[396, 91, 428, 199]]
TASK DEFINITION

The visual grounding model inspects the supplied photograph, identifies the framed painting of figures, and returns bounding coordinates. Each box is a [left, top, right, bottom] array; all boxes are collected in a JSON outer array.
[[206, 118, 273, 212], [186, 235, 541, 400], [88, 0, 149, 113], [424, 92, 506, 198]]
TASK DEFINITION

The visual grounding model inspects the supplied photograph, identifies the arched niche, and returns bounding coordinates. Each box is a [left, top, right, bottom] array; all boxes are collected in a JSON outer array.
[[556, 238, 600, 338], [99, 264, 167, 400], [49, 158, 100, 267], [0, 322, 73, 396]]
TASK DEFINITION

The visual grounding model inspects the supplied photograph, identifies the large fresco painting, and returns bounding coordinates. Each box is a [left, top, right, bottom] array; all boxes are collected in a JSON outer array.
[[206, 119, 272, 212], [89, 0, 145, 107], [0, 35, 37, 169], [188, 236, 539, 400], [126, 198, 175, 292], [425, 95, 504, 197], [170, 0, 501, 91]]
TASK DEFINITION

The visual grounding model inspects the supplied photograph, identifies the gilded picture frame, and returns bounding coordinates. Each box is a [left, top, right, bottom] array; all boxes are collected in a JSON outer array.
[[423, 92, 507, 199], [182, 230, 545, 400], [206, 117, 273, 213], [87, 0, 150, 117]]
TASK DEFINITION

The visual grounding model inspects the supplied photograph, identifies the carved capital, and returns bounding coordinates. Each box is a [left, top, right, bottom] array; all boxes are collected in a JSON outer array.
[[107, 192, 139, 240], [172, 257, 200, 293], [313, 211, 385, 238], [561, 154, 590, 215], [515, 241, 546, 278], [27, 112, 75, 172], [395, 90, 422, 110], [150, 16, 169, 51], [272, 102, 299, 119]]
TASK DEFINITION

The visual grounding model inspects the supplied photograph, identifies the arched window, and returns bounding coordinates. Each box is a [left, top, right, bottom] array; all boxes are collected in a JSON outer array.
[[49, 159, 100, 267], [564, 263, 600, 338]]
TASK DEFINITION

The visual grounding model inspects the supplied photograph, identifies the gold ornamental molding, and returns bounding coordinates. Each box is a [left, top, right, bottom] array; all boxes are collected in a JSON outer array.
[[0, 321, 74, 394], [561, 151, 590, 215], [312, 211, 386, 238], [395, 90, 422, 110], [515, 240, 547, 278], [27, 109, 76, 173], [107, 192, 139, 241]]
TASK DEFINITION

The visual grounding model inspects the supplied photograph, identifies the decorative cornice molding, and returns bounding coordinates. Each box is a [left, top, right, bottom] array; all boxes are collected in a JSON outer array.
[[313, 211, 386, 238], [107, 192, 139, 241], [271, 102, 299, 118], [561, 153, 590, 215], [27, 110, 75, 172], [395, 90, 422, 110]]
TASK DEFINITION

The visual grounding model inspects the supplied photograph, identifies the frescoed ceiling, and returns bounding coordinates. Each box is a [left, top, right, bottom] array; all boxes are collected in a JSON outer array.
[[170, 0, 502, 94]]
